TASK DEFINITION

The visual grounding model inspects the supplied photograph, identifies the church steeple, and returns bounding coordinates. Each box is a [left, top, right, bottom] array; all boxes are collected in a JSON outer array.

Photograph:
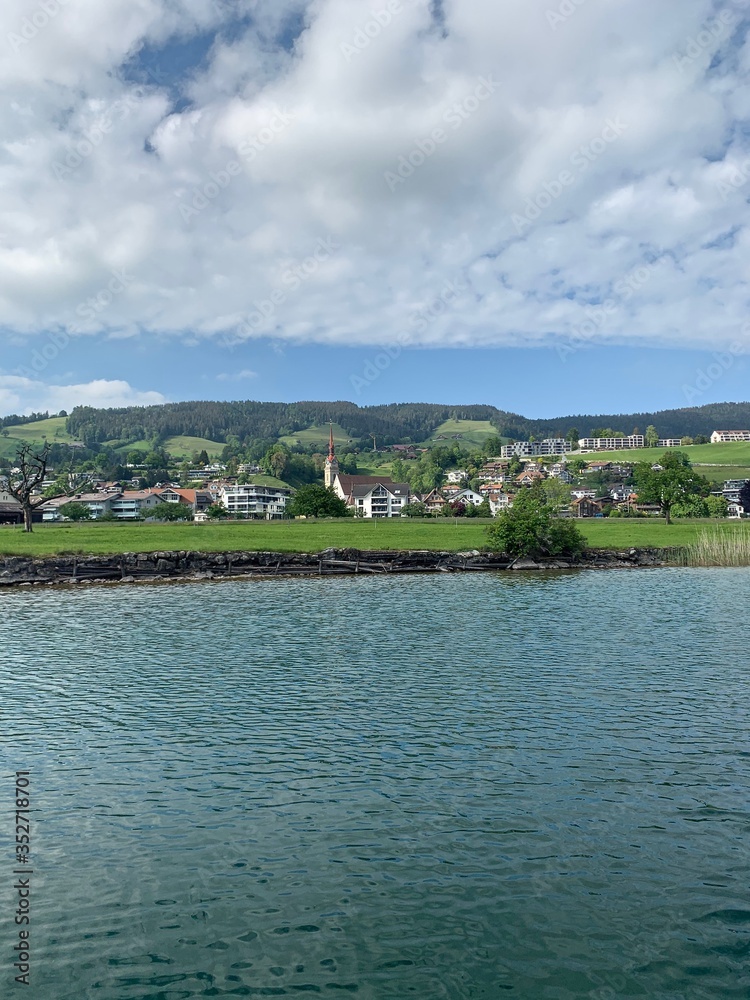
[[324, 422, 339, 489]]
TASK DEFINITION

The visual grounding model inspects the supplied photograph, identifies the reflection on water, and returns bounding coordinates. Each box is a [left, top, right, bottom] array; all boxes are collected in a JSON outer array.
[[1, 569, 749, 998]]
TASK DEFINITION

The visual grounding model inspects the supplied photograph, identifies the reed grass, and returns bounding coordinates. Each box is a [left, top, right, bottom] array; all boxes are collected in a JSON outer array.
[[672, 526, 750, 566]]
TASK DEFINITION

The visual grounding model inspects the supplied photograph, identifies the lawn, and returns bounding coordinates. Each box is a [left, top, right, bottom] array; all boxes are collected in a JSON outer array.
[[0, 517, 747, 557]]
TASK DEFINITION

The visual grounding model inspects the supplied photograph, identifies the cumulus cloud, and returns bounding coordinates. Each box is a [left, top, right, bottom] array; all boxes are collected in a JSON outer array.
[[0, 376, 167, 415], [1, 0, 749, 352]]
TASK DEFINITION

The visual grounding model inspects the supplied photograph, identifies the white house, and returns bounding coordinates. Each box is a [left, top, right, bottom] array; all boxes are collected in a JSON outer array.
[[578, 435, 645, 450], [454, 488, 485, 507], [446, 469, 469, 483], [333, 474, 410, 518], [219, 482, 291, 518]]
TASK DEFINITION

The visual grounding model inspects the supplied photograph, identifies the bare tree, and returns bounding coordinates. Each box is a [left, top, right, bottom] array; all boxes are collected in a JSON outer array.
[[5, 444, 51, 532]]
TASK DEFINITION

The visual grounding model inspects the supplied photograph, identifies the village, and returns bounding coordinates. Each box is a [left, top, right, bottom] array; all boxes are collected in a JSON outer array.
[[2, 428, 749, 526]]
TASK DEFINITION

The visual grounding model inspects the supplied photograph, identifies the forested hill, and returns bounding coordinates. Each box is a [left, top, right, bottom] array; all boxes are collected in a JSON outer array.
[[63, 399, 750, 449]]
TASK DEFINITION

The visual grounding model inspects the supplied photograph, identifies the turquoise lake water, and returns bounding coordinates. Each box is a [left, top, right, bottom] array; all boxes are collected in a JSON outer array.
[[1, 569, 749, 999]]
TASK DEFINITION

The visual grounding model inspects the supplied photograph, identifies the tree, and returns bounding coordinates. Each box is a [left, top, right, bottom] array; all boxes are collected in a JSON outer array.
[[634, 454, 710, 524], [206, 503, 229, 519], [197, 449, 210, 466], [566, 427, 580, 448], [645, 425, 659, 448], [286, 484, 351, 518], [541, 477, 572, 514], [5, 444, 51, 532], [705, 495, 729, 518], [487, 487, 585, 558], [475, 498, 492, 517], [401, 501, 428, 517], [151, 502, 192, 521], [58, 501, 93, 521]]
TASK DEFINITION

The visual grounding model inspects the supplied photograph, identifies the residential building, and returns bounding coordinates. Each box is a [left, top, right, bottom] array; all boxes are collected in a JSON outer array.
[[501, 439, 570, 458], [515, 469, 545, 486], [109, 491, 163, 520], [453, 488, 484, 507], [421, 488, 447, 514], [446, 469, 469, 483], [42, 492, 116, 521], [721, 479, 750, 503], [578, 435, 645, 450], [657, 438, 682, 448], [0, 489, 23, 524], [711, 430, 750, 443], [333, 474, 409, 517], [571, 497, 603, 518], [219, 482, 291, 518]]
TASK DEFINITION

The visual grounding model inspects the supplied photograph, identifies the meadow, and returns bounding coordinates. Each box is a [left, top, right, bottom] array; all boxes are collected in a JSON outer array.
[[0, 517, 747, 557]]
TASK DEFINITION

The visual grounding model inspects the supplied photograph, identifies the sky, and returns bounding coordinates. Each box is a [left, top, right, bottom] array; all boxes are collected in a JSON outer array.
[[1, 0, 750, 419]]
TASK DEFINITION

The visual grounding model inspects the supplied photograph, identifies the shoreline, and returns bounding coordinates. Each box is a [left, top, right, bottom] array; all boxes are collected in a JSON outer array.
[[0, 547, 671, 587]]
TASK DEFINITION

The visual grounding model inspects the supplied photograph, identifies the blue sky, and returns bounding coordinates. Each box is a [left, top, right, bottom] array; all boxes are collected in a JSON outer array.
[[2, 0, 750, 419]]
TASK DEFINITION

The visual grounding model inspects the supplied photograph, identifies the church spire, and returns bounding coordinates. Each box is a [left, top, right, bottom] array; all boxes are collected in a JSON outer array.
[[324, 422, 339, 489]]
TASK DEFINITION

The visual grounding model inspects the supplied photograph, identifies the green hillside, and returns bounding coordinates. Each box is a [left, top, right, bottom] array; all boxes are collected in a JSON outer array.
[[425, 419, 506, 448], [0, 416, 79, 459], [279, 423, 353, 449]]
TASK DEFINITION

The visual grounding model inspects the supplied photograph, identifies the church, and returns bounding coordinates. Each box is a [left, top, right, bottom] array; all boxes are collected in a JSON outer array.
[[324, 426, 411, 518]]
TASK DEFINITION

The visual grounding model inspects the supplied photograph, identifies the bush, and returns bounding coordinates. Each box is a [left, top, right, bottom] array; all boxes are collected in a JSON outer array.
[[486, 487, 585, 558]]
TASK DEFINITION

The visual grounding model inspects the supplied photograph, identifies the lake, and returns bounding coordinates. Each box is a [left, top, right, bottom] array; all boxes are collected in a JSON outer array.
[[1, 569, 749, 999]]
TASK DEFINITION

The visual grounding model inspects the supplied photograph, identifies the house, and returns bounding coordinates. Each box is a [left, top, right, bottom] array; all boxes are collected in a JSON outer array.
[[728, 502, 744, 519], [585, 460, 612, 473], [333, 474, 409, 518], [515, 469, 545, 486], [421, 488, 447, 514], [571, 488, 598, 500], [711, 430, 750, 443], [657, 438, 682, 448], [454, 488, 484, 507], [219, 481, 291, 518], [42, 492, 117, 521], [571, 497, 603, 518], [446, 469, 469, 483], [0, 489, 23, 525], [109, 491, 163, 520], [488, 491, 513, 515]]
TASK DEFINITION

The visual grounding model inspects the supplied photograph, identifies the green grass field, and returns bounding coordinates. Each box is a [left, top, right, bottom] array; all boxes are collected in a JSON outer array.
[[0, 517, 747, 557], [578, 441, 750, 468], [106, 435, 226, 459], [279, 423, 354, 449], [0, 416, 78, 458], [424, 419, 505, 448]]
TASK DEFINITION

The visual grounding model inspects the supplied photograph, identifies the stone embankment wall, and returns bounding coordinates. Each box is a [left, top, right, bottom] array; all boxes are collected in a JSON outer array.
[[0, 548, 669, 587]]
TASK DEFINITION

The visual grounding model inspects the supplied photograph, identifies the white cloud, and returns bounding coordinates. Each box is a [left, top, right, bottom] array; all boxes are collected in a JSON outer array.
[[216, 368, 257, 380], [1, 0, 750, 353], [0, 376, 167, 415]]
